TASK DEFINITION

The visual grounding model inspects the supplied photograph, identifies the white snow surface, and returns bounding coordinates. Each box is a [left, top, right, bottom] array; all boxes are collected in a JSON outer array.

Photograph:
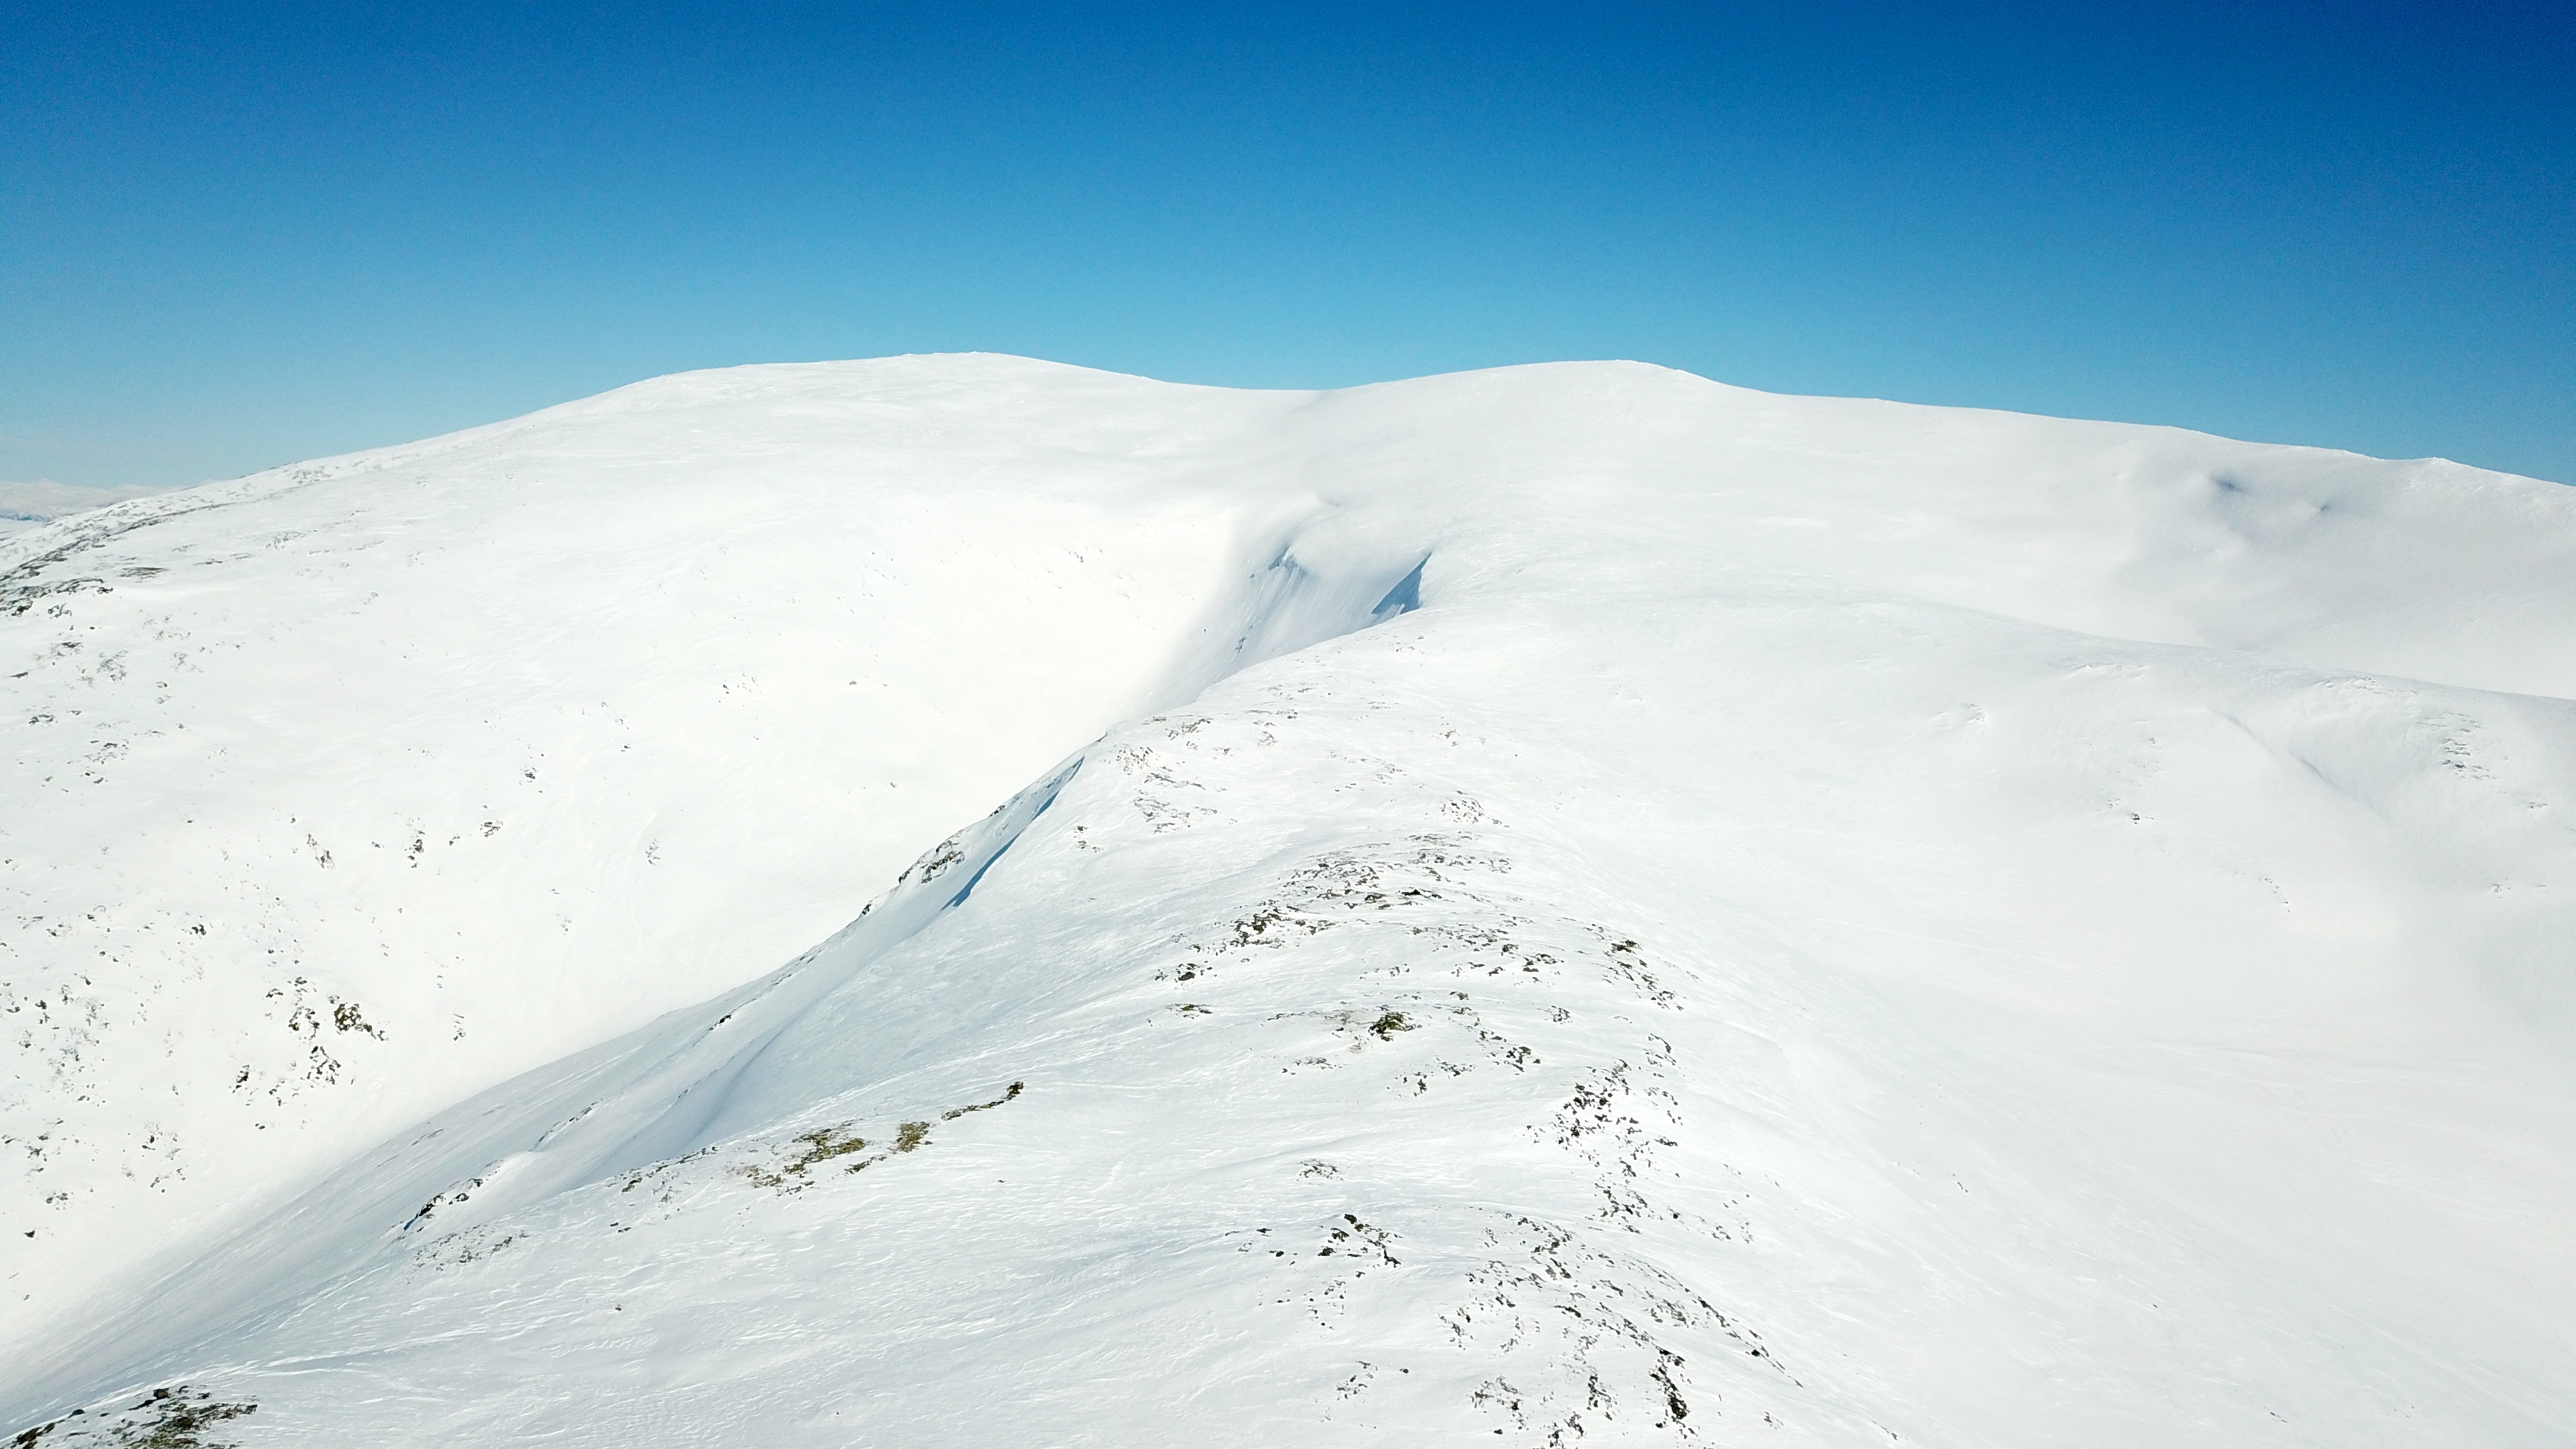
[[5, 354, 2574, 1446]]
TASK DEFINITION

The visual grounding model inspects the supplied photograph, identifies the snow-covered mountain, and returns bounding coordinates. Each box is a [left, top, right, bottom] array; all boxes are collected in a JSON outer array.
[[6, 355, 2573, 1446], [0, 481, 174, 539]]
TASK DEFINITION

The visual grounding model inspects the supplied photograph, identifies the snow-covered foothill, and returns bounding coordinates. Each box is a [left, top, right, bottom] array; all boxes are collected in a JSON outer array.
[[5, 355, 2572, 1445]]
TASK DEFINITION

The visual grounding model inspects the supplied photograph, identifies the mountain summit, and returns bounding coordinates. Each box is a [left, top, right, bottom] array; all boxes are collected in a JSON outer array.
[[6, 356, 2573, 1446]]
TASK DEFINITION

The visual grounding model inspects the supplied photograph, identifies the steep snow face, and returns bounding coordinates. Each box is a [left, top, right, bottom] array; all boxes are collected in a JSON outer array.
[[5, 356, 2575, 1446], [0, 357, 1329, 1352]]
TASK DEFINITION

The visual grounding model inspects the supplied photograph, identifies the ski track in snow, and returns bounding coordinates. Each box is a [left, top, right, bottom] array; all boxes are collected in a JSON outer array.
[[5, 354, 2575, 1446]]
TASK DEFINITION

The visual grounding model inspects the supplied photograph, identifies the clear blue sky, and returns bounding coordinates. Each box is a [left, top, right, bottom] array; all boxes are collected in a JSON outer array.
[[5, 2, 2570, 486]]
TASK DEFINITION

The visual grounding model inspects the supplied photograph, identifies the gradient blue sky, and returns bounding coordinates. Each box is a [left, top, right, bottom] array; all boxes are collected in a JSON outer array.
[[5, 2, 2570, 487]]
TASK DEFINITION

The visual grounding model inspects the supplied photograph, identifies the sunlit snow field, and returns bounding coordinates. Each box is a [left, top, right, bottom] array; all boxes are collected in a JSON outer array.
[[5, 356, 2573, 1445]]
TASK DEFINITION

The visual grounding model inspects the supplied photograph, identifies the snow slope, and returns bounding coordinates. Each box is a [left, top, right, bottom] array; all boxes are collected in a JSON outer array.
[[6, 355, 2574, 1446]]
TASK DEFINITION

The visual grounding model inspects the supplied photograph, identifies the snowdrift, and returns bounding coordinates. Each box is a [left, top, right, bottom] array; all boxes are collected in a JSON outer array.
[[5, 355, 2573, 1445]]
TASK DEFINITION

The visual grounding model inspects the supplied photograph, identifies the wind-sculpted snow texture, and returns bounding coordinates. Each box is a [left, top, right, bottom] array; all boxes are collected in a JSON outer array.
[[7, 357, 2576, 1446]]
